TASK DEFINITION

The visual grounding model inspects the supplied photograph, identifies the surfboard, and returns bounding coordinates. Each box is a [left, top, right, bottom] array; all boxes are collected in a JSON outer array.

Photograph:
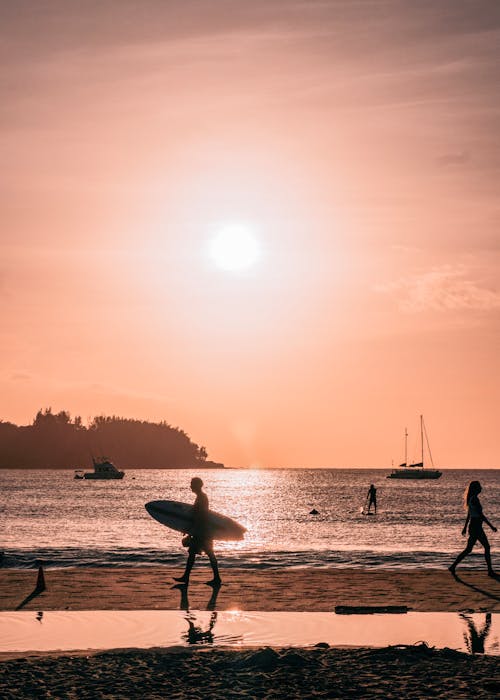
[[360, 509, 376, 516], [145, 500, 246, 541]]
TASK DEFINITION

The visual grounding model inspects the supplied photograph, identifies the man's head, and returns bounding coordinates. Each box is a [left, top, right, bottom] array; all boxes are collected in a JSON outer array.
[[190, 477, 204, 493]]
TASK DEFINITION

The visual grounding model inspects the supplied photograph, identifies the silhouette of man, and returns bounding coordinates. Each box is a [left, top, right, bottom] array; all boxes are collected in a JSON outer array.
[[367, 484, 377, 513], [174, 477, 221, 586]]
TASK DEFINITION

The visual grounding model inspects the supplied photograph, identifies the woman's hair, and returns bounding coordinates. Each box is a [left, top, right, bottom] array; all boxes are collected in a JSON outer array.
[[464, 480, 481, 509]]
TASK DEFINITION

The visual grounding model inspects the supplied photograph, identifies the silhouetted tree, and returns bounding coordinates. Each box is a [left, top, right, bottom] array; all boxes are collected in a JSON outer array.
[[0, 409, 219, 469]]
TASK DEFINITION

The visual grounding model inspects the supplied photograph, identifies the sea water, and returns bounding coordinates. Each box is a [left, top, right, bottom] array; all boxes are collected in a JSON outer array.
[[0, 469, 499, 570]]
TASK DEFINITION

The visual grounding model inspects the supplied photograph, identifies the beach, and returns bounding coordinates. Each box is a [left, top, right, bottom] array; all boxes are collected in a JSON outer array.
[[1, 644, 498, 699], [1, 567, 499, 698], [2, 469, 500, 697], [1, 567, 500, 613]]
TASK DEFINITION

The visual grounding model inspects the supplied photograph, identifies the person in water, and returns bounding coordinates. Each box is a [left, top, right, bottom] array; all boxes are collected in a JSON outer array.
[[174, 477, 221, 587], [367, 484, 377, 514], [449, 480, 497, 577]]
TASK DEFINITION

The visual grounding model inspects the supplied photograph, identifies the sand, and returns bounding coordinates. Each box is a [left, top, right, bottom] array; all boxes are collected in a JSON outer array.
[[1, 567, 499, 699], [0, 645, 498, 699], [1, 566, 499, 612]]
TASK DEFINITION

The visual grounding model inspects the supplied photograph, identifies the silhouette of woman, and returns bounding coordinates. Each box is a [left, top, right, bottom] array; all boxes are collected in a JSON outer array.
[[460, 612, 492, 654], [449, 481, 497, 577]]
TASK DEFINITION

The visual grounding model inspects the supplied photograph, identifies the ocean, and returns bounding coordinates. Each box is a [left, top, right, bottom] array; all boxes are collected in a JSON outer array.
[[0, 468, 499, 570]]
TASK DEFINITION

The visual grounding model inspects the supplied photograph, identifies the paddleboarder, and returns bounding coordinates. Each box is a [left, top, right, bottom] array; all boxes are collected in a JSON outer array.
[[174, 477, 222, 587], [449, 480, 497, 577], [366, 484, 377, 514]]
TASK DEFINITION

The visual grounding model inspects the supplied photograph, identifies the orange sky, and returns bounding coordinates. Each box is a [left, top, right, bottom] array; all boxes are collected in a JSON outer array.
[[1, 1, 499, 468]]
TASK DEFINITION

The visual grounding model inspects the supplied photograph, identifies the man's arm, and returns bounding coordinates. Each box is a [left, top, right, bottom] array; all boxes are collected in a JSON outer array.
[[192, 494, 209, 530]]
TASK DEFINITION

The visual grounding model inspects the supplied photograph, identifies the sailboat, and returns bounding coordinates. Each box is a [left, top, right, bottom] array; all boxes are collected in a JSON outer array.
[[387, 415, 442, 479]]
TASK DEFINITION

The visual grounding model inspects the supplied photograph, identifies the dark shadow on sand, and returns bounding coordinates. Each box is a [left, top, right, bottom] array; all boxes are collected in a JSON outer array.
[[15, 588, 44, 610], [451, 571, 500, 603]]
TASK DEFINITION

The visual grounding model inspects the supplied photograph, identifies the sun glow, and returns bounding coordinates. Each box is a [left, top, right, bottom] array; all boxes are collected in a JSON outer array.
[[208, 224, 261, 271]]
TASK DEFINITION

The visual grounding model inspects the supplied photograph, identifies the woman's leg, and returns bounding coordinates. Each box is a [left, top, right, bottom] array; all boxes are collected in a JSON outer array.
[[450, 534, 477, 572], [477, 529, 494, 574]]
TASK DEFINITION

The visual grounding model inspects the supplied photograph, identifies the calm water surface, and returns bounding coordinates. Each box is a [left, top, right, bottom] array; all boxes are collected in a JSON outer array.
[[1, 611, 498, 655], [0, 469, 499, 569]]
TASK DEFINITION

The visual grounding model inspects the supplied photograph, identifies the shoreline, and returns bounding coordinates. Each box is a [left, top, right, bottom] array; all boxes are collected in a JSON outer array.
[[1, 566, 499, 613], [2, 567, 499, 698]]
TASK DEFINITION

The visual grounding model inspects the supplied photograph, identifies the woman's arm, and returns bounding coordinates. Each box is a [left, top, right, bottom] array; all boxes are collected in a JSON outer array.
[[477, 497, 497, 531], [482, 514, 497, 532], [462, 513, 470, 536]]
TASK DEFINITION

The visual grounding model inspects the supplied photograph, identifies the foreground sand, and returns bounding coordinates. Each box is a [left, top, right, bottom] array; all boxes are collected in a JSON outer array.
[[0, 645, 499, 699], [1, 566, 499, 612], [1, 567, 499, 699]]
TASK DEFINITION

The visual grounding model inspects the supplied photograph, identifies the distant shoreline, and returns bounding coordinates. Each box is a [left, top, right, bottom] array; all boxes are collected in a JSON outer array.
[[0, 466, 498, 470], [0, 465, 226, 470]]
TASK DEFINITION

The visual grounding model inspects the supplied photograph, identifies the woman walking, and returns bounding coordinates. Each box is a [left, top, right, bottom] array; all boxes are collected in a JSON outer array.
[[449, 481, 497, 577]]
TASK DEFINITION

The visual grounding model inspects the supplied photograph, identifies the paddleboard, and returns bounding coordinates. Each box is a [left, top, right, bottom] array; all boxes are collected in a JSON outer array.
[[145, 500, 246, 542]]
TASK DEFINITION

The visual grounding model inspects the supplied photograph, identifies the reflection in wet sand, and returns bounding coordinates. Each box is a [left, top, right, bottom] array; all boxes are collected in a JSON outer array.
[[460, 613, 492, 654], [184, 611, 218, 645], [172, 579, 243, 645], [0, 611, 498, 654]]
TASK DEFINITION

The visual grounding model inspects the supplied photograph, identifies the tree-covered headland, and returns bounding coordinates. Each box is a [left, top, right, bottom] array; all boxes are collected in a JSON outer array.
[[0, 409, 223, 469]]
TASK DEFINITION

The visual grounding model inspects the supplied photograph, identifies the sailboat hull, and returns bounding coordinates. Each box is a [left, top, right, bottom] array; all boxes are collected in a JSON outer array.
[[387, 469, 442, 480]]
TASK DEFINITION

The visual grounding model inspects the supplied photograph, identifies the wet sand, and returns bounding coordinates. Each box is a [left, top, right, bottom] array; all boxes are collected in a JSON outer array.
[[1, 567, 499, 699], [1, 567, 499, 612]]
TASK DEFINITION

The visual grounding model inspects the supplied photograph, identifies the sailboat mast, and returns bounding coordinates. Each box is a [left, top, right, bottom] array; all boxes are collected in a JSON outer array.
[[405, 427, 408, 466], [420, 414, 424, 466]]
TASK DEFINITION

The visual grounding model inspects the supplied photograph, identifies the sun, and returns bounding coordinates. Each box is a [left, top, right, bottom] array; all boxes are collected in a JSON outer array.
[[208, 224, 261, 272]]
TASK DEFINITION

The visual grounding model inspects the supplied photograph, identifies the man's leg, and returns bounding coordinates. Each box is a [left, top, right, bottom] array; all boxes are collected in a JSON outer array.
[[205, 545, 221, 585], [174, 549, 196, 583]]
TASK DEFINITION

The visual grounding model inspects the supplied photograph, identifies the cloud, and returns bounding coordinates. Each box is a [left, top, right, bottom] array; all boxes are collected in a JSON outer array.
[[436, 150, 471, 167], [377, 265, 500, 312], [86, 381, 173, 405], [10, 372, 31, 381]]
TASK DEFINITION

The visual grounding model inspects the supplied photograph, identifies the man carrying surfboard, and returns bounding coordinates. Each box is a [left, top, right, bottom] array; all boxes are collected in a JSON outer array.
[[174, 477, 222, 587]]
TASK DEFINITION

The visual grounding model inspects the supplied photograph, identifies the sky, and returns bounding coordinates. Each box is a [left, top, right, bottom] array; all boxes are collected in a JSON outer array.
[[1, 0, 499, 468]]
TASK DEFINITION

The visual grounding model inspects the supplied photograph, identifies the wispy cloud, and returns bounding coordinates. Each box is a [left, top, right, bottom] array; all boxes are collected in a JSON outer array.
[[436, 150, 471, 167], [377, 265, 500, 312], [9, 372, 31, 382]]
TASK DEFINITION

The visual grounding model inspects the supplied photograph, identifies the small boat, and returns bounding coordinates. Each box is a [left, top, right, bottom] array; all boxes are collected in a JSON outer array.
[[387, 415, 442, 479], [78, 457, 125, 480]]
